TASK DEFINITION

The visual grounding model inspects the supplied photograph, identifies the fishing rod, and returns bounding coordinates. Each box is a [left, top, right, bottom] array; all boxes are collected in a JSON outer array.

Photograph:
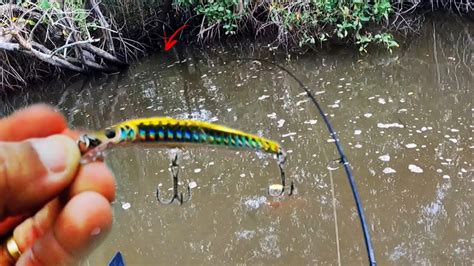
[[230, 57, 377, 265]]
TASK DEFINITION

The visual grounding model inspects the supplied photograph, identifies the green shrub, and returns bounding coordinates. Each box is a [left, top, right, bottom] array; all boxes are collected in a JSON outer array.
[[175, 0, 399, 52]]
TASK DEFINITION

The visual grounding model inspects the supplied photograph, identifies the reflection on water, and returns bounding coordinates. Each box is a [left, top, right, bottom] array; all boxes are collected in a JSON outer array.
[[1, 16, 472, 265]]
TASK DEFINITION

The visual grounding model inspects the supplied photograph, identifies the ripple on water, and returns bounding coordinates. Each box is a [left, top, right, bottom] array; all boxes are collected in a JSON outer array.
[[243, 196, 267, 210], [235, 230, 256, 240]]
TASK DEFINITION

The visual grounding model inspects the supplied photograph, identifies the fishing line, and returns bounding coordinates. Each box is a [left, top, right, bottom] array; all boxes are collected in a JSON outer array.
[[186, 50, 375, 264], [321, 143, 342, 266], [228, 57, 377, 265], [329, 168, 342, 266]]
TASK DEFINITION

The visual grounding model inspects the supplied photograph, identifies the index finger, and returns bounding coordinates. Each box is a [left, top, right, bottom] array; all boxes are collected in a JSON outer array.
[[0, 104, 67, 141]]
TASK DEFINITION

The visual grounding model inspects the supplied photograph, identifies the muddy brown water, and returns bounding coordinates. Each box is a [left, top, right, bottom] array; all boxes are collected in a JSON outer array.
[[1, 17, 472, 265]]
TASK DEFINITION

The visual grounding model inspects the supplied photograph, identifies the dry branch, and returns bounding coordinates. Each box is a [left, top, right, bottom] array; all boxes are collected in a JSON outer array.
[[0, 0, 136, 90]]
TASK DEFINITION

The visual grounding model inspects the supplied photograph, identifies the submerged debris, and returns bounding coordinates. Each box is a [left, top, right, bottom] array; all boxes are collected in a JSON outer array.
[[378, 154, 391, 162], [383, 167, 397, 174], [377, 123, 404, 129], [408, 164, 424, 173], [121, 202, 131, 210]]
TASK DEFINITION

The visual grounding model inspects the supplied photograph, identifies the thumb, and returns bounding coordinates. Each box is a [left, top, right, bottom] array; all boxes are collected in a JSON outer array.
[[0, 135, 80, 219]]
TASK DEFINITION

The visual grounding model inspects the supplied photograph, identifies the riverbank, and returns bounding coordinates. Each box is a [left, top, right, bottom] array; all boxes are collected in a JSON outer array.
[[0, 0, 471, 91]]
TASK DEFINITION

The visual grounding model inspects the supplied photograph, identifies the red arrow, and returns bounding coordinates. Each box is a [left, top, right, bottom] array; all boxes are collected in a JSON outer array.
[[164, 24, 188, 51]]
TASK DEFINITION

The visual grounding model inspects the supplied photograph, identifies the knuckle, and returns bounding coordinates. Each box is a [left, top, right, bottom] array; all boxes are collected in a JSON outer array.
[[0, 142, 45, 216], [0, 143, 25, 184], [0, 145, 14, 217]]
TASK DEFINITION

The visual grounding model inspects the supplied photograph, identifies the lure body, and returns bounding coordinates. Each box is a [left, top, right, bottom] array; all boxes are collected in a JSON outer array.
[[78, 117, 284, 162]]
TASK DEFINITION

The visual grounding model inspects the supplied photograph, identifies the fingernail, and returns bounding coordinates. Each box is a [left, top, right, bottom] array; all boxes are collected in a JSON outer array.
[[31, 135, 77, 173], [90, 227, 101, 236]]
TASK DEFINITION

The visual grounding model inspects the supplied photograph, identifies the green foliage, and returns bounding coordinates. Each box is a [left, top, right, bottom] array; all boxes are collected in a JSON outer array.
[[11, 0, 400, 52], [178, 0, 242, 35], [39, 0, 50, 9], [176, 0, 399, 52], [65, 0, 91, 34]]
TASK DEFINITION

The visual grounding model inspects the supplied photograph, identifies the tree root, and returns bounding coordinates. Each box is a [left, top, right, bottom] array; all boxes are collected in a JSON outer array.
[[0, 1, 142, 90]]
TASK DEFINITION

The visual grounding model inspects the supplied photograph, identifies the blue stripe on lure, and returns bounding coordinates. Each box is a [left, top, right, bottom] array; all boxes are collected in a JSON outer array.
[[77, 117, 286, 164]]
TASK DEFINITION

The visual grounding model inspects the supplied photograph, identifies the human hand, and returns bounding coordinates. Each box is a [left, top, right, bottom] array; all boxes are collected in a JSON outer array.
[[0, 104, 116, 265]]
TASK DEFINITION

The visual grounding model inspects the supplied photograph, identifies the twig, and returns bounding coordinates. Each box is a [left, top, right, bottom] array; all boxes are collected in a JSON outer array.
[[51, 38, 99, 56], [89, 0, 115, 53], [82, 43, 127, 65]]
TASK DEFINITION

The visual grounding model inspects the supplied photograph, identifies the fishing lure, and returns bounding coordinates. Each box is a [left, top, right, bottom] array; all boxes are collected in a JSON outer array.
[[78, 117, 293, 203]]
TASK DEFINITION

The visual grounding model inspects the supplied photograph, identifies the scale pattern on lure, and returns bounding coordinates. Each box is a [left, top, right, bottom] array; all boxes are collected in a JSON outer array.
[[78, 117, 285, 162]]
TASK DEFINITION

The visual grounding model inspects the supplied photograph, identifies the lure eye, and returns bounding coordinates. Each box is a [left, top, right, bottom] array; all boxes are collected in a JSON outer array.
[[105, 128, 116, 139]]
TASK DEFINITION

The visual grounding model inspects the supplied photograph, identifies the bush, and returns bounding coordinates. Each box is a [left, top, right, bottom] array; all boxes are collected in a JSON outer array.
[[175, 0, 399, 52]]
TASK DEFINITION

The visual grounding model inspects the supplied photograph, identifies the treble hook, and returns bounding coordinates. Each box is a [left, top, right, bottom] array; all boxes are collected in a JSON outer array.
[[268, 151, 294, 197], [156, 154, 192, 205]]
